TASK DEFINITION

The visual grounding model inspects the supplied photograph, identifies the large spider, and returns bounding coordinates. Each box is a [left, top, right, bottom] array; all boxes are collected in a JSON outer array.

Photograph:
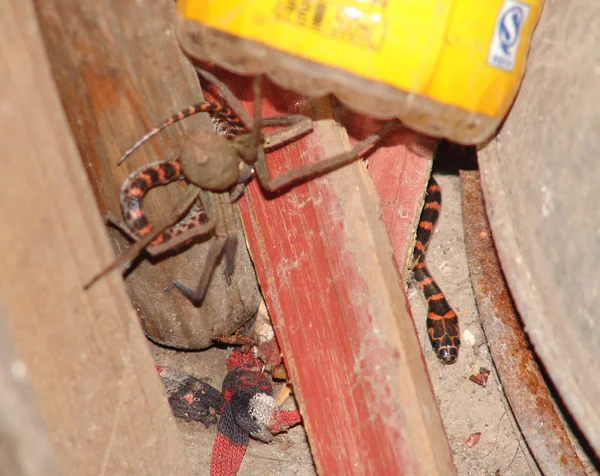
[[85, 68, 402, 306]]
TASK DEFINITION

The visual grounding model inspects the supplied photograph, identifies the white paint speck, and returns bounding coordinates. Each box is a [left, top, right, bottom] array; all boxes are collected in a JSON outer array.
[[11, 360, 27, 380], [540, 184, 554, 217], [462, 329, 476, 346]]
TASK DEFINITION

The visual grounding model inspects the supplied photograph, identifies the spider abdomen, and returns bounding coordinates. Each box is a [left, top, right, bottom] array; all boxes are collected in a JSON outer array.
[[180, 131, 240, 192]]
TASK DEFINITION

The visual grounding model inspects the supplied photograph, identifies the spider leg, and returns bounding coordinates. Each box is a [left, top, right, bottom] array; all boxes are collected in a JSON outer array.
[[234, 75, 264, 166], [221, 197, 239, 284], [166, 192, 237, 306], [229, 118, 313, 202], [254, 120, 404, 194], [229, 164, 254, 202], [198, 65, 312, 150], [228, 116, 313, 204], [106, 211, 139, 241], [223, 233, 237, 285], [167, 234, 228, 306], [262, 115, 313, 150], [195, 66, 253, 126], [83, 185, 202, 289]]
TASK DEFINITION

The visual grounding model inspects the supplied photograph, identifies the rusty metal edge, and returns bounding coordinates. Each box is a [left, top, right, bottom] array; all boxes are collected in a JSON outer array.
[[460, 170, 586, 475]]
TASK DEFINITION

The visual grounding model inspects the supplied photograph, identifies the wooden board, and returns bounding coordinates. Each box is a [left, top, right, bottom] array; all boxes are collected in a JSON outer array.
[[0, 311, 60, 476], [339, 105, 438, 274], [33, 0, 261, 350], [210, 72, 455, 474], [0, 1, 193, 474], [478, 0, 600, 457]]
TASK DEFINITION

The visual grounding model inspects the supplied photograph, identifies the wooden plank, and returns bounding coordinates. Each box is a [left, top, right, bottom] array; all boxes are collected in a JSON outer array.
[[213, 73, 454, 474], [477, 0, 600, 456], [0, 311, 60, 476], [0, 2, 193, 474], [338, 105, 436, 275], [33, 0, 261, 350]]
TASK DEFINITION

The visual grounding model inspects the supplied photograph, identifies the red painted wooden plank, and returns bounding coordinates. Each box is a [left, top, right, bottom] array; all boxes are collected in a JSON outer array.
[[338, 108, 436, 275], [210, 71, 454, 474]]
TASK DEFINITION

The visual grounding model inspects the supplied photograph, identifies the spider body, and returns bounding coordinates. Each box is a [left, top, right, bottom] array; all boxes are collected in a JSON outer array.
[[179, 130, 246, 192]]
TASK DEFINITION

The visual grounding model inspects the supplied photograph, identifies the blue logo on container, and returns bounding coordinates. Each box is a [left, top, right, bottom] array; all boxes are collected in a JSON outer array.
[[499, 6, 526, 55], [487, 0, 531, 72]]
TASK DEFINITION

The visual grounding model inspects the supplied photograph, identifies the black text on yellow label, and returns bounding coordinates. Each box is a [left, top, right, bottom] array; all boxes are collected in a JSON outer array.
[[274, 0, 387, 50]]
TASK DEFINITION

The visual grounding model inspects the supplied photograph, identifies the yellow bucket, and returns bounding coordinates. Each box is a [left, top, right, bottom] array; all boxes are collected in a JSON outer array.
[[177, 0, 544, 144]]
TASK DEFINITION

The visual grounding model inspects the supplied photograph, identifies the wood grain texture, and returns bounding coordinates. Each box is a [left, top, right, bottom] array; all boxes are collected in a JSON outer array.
[[337, 103, 437, 275], [0, 311, 60, 476], [478, 0, 600, 457], [213, 73, 455, 474], [0, 1, 193, 474], [33, 0, 260, 349]]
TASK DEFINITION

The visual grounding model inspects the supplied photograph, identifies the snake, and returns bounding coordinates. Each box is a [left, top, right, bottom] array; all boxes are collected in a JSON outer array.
[[412, 176, 461, 364]]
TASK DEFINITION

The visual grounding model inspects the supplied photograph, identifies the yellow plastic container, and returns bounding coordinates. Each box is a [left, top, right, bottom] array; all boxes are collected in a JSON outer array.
[[176, 0, 544, 144]]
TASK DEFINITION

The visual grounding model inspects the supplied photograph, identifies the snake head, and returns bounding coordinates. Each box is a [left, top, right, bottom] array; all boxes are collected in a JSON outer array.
[[437, 346, 458, 364]]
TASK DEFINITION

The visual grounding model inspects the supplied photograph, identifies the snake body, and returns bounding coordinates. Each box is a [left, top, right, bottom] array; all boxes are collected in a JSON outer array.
[[412, 177, 461, 364]]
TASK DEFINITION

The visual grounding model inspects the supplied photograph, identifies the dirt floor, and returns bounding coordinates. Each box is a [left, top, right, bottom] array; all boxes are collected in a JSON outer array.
[[149, 169, 591, 475]]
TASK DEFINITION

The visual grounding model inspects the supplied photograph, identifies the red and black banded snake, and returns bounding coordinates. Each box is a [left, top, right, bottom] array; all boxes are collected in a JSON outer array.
[[412, 177, 461, 364]]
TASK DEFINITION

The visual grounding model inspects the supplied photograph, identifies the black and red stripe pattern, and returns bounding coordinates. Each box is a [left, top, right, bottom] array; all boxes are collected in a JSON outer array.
[[412, 177, 461, 364], [117, 102, 248, 166], [119, 158, 210, 248], [211, 352, 301, 475]]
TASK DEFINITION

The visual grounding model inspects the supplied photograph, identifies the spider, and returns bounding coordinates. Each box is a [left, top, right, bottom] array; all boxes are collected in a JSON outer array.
[[85, 68, 402, 306]]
